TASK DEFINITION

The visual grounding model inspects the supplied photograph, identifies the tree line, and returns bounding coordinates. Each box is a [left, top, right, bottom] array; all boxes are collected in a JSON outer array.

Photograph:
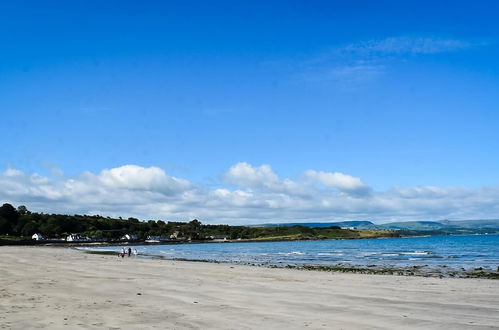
[[0, 203, 397, 241]]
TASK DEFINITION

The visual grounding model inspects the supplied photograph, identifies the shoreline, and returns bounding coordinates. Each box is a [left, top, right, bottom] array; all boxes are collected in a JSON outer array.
[[81, 248, 499, 279], [1, 246, 499, 329], [3, 232, 497, 248]]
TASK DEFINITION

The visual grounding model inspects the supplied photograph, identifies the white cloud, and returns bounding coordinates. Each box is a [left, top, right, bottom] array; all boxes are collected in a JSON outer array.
[[223, 162, 304, 195], [0, 165, 194, 219], [304, 170, 371, 196], [1, 164, 499, 224], [4, 168, 23, 177], [97, 165, 191, 194], [223, 162, 280, 189]]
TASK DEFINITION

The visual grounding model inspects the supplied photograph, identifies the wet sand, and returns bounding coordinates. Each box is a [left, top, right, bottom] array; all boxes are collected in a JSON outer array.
[[1, 246, 498, 329]]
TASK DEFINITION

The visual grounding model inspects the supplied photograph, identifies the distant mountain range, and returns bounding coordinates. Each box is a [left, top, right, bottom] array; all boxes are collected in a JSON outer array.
[[254, 219, 499, 235]]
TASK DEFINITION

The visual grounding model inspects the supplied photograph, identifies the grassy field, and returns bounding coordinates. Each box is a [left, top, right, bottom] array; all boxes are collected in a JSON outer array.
[[249, 229, 398, 241]]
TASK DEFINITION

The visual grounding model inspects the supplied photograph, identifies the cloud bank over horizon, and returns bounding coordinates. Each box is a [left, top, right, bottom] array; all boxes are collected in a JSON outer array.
[[1, 163, 498, 225]]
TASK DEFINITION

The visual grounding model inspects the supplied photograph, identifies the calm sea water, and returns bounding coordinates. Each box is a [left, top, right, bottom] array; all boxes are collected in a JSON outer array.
[[81, 234, 499, 270]]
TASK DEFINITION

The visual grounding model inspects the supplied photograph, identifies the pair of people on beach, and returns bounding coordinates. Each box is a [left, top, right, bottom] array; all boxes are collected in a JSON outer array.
[[119, 247, 131, 258], [119, 247, 137, 258]]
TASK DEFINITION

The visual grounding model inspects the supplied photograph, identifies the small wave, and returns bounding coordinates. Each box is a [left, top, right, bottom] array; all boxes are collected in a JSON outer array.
[[400, 251, 431, 255], [360, 252, 381, 256], [277, 251, 305, 256]]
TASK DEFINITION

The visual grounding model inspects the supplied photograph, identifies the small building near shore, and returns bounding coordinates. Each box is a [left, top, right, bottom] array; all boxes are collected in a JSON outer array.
[[145, 235, 170, 242], [209, 235, 228, 241], [121, 234, 138, 241], [66, 234, 91, 242], [31, 233, 44, 240]]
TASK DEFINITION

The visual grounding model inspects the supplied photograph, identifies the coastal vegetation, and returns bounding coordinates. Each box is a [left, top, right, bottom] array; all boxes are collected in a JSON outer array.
[[0, 203, 398, 243], [257, 219, 499, 236]]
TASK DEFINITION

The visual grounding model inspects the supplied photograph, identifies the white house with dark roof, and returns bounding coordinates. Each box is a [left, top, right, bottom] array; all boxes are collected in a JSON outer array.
[[121, 234, 138, 241], [31, 233, 44, 240], [66, 234, 90, 242]]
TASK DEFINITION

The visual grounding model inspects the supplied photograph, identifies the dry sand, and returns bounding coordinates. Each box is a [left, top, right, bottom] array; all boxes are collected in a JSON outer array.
[[0, 246, 498, 330]]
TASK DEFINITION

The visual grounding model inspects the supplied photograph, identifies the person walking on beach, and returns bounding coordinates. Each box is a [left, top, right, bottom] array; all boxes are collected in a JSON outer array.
[[128, 247, 132, 257]]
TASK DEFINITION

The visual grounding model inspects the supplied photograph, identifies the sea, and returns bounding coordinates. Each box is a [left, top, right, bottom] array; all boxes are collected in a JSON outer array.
[[80, 234, 499, 271]]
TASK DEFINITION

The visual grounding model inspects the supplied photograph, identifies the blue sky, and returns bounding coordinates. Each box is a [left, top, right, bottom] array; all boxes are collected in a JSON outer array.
[[2, 1, 499, 223]]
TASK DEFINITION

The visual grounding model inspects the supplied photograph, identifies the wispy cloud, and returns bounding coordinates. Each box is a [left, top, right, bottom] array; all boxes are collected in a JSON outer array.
[[2, 163, 499, 224], [342, 37, 473, 56], [295, 36, 482, 89], [299, 63, 385, 90]]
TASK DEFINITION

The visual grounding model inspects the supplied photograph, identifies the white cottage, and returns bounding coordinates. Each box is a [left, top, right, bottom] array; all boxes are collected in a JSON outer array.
[[145, 236, 170, 242], [32, 233, 44, 240], [66, 234, 78, 242], [66, 234, 90, 242], [121, 234, 138, 241]]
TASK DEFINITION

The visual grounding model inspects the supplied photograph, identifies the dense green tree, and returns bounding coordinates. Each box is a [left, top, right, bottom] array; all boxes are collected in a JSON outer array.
[[21, 221, 39, 236], [13, 214, 31, 234], [17, 205, 29, 215], [0, 217, 9, 235], [0, 203, 19, 234]]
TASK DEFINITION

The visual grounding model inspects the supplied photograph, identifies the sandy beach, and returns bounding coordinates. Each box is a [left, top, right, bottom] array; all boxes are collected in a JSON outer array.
[[1, 246, 498, 329]]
